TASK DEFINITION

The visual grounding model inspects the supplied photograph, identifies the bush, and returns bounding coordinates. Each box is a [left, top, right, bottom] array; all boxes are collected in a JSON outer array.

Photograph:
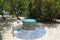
[[27, 0, 59, 22]]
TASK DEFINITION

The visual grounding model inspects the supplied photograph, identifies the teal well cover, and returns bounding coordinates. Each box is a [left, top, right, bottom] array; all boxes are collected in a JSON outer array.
[[22, 19, 36, 22]]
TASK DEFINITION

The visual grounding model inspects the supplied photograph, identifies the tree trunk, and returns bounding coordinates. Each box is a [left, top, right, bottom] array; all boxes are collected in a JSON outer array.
[[10, 0, 21, 20], [2, 14, 5, 20], [15, 12, 21, 20]]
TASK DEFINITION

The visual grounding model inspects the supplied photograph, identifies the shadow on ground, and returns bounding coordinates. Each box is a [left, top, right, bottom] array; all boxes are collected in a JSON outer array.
[[0, 32, 3, 40], [0, 18, 18, 40], [0, 17, 60, 40], [0, 18, 17, 30], [36, 21, 60, 28], [12, 24, 46, 40]]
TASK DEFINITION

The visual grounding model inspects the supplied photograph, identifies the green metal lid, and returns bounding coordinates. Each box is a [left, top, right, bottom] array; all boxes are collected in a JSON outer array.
[[22, 19, 36, 23]]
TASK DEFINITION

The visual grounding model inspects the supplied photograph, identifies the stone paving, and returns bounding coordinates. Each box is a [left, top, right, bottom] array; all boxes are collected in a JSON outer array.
[[2, 21, 60, 40], [0, 16, 60, 40]]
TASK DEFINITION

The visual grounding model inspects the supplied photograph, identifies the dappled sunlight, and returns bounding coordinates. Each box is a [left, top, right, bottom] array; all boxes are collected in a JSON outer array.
[[36, 22, 59, 28], [12, 24, 46, 39], [0, 18, 18, 36]]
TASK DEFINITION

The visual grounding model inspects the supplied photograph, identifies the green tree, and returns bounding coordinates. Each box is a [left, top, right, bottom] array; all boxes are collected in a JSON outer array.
[[0, 0, 5, 20], [27, 0, 59, 22], [9, 0, 26, 19]]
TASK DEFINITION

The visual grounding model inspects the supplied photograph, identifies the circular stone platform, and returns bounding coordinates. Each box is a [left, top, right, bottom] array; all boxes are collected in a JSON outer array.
[[14, 27, 46, 39]]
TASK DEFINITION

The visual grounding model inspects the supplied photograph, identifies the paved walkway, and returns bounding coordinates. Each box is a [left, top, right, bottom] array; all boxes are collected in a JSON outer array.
[[0, 17, 60, 40], [2, 21, 60, 40]]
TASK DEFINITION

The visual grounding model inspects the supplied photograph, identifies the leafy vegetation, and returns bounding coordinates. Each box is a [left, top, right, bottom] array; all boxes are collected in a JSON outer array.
[[0, 0, 60, 22], [27, 0, 60, 22]]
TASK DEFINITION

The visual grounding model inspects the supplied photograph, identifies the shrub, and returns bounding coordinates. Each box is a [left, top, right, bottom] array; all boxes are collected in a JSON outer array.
[[27, 0, 58, 22]]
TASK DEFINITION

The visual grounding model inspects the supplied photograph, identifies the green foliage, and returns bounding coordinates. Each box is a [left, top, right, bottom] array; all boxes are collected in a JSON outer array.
[[0, 0, 60, 21], [27, 0, 60, 22], [0, 0, 5, 15]]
